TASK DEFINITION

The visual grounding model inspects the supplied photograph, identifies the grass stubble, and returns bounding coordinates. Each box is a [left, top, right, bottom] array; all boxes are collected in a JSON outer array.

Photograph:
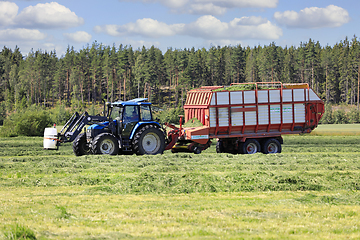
[[0, 125, 360, 239]]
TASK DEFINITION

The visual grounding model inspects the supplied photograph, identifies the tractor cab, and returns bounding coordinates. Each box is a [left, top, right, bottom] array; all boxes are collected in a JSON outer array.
[[110, 98, 154, 138]]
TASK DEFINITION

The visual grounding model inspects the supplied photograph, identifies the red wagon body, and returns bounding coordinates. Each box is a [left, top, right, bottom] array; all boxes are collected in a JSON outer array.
[[176, 82, 324, 154]]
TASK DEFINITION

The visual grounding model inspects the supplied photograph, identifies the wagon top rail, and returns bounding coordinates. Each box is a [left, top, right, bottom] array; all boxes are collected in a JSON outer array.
[[188, 82, 311, 94]]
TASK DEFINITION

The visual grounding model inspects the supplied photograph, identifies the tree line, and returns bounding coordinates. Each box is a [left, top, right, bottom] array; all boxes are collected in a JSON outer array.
[[1, 36, 360, 117]]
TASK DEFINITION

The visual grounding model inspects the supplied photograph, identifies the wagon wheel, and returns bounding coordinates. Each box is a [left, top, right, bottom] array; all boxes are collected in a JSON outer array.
[[262, 138, 281, 154], [240, 139, 260, 154], [216, 140, 225, 153]]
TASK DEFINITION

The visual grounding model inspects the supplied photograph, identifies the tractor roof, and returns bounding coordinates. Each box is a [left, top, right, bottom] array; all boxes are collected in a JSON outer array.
[[111, 98, 151, 107]]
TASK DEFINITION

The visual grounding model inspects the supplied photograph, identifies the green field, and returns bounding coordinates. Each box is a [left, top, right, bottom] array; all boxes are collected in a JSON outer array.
[[311, 123, 360, 135], [1, 125, 360, 239]]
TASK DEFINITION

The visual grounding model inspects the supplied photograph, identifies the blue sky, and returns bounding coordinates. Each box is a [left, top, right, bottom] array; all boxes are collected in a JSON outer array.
[[0, 0, 358, 55]]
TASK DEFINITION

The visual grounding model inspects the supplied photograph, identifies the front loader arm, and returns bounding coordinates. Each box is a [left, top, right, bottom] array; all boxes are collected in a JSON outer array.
[[59, 112, 108, 143]]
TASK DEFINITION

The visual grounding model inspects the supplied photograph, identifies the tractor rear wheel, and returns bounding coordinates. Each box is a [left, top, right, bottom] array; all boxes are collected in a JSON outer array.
[[72, 133, 91, 156], [92, 133, 119, 155], [133, 125, 165, 155], [262, 138, 281, 154]]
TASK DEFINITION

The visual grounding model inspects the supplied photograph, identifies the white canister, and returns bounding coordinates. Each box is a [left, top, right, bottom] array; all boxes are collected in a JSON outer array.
[[43, 128, 58, 150]]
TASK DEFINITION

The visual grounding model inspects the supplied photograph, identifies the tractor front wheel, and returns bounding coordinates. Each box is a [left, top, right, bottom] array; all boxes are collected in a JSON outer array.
[[72, 133, 91, 156], [133, 125, 165, 155], [92, 133, 119, 155]]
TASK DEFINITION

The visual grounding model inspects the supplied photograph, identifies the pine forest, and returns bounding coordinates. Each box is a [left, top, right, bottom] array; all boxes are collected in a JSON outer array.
[[1, 36, 360, 123]]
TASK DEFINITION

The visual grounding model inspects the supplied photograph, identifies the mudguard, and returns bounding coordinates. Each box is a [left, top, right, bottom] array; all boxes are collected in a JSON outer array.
[[129, 121, 162, 139]]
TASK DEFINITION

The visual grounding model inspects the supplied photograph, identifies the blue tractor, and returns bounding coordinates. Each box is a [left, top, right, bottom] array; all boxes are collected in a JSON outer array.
[[55, 98, 169, 156]]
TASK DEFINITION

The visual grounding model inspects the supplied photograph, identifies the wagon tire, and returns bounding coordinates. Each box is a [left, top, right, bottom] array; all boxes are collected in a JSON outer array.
[[133, 125, 165, 155], [240, 139, 260, 154], [92, 133, 119, 155], [216, 140, 225, 153], [262, 138, 281, 154], [72, 133, 91, 156]]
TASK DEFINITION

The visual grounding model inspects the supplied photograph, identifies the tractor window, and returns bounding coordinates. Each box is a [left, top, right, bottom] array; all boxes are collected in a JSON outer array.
[[123, 106, 139, 123], [110, 106, 122, 120], [140, 105, 152, 121]]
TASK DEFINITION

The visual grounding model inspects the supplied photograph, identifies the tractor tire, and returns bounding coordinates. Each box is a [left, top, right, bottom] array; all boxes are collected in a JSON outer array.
[[193, 147, 202, 154], [91, 133, 119, 155], [216, 140, 225, 153], [240, 139, 260, 154], [262, 138, 281, 154], [72, 133, 91, 156], [133, 125, 165, 155]]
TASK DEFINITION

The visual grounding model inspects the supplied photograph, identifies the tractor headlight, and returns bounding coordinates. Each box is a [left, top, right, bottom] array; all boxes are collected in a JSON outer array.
[[86, 129, 92, 138]]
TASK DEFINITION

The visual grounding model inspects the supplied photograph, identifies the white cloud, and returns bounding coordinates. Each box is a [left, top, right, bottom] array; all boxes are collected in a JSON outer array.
[[64, 31, 92, 43], [188, 3, 226, 15], [0, 2, 84, 54], [94, 25, 119, 37], [274, 5, 350, 29], [118, 0, 278, 15], [15, 2, 84, 29], [232, 16, 267, 26], [185, 15, 228, 38], [95, 15, 282, 40], [95, 19, 185, 38], [0, 28, 47, 41], [0, 1, 18, 26], [185, 15, 282, 39], [204, 39, 244, 48], [203, 0, 278, 8]]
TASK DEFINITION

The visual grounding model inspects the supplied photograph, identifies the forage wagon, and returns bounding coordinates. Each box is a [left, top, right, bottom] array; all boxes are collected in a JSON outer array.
[[174, 82, 325, 154]]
